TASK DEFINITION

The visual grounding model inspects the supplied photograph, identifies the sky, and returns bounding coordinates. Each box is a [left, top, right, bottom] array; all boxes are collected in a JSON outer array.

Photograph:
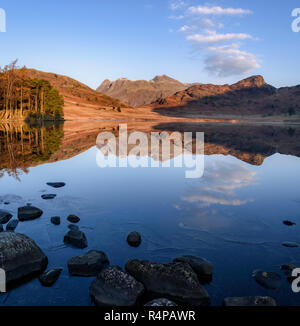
[[0, 0, 299, 89]]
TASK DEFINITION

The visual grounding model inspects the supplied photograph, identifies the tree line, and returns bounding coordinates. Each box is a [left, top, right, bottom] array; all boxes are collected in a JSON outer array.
[[0, 60, 64, 121]]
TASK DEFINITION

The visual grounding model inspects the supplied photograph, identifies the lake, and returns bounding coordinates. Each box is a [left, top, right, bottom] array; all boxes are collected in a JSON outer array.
[[1, 121, 300, 306]]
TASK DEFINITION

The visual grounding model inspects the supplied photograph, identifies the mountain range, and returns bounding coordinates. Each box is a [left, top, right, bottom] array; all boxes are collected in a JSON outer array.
[[97, 75, 194, 107]]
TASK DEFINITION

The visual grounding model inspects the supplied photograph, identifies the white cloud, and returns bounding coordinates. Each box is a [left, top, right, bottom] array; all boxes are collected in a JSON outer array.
[[170, 1, 186, 11], [187, 32, 253, 43], [188, 6, 252, 16]]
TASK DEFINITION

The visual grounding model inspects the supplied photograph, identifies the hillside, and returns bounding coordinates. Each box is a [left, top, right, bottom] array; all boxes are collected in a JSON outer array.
[[25, 69, 128, 108], [97, 75, 193, 107], [151, 76, 300, 118]]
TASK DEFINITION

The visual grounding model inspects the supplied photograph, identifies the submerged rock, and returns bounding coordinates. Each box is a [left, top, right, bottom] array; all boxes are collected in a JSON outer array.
[[282, 242, 299, 248], [47, 182, 66, 188], [0, 209, 13, 224], [253, 270, 281, 290], [18, 206, 43, 221], [41, 194, 56, 200], [223, 296, 277, 307], [0, 232, 48, 284], [145, 298, 178, 306], [90, 266, 145, 306], [64, 230, 88, 249], [126, 260, 210, 306], [6, 219, 19, 232], [283, 221, 296, 226], [51, 216, 61, 225], [173, 255, 213, 282], [68, 250, 109, 276], [39, 269, 63, 287], [127, 232, 142, 247], [67, 215, 80, 224], [68, 224, 79, 231]]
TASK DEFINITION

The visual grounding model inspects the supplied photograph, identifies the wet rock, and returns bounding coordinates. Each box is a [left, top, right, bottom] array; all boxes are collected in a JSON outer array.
[[18, 206, 43, 221], [282, 242, 299, 248], [253, 270, 281, 289], [283, 221, 296, 226], [0, 224, 3, 232], [4, 202, 10, 205], [6, 219, 19, 232], [64, 230, 88, 249], [41, 194, 56, 200], [67, 215, 80, 224], [0, 232, 48, 284], [68, 224, 79, 231], [281, 264, 298, 283], [223, 296, 277, 307], [90, 266, 145, 306], [126, 260, 210, 306], [127, 232, 142, 247], [39, 268, 62, 287], [51, 216, 61, 225], [0, 209, 13, 224], [68, 250, 109, 276], [173, 255, 213, 282], [145, 298, 178, 306], [47, 182, 66, 188]]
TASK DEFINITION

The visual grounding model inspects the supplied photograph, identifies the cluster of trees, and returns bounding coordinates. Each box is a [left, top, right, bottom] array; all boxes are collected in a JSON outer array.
[[0, 60, 64, 121]]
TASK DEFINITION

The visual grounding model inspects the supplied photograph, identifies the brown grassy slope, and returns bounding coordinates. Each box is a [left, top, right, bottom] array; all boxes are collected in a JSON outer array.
[[97, 75, 194, 107], [151, 76, 300, 117], [25, 69, 128, 108]]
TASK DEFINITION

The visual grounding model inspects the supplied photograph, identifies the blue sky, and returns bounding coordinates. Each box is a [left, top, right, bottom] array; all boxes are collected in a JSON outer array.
[[0, 0, 299, 88]]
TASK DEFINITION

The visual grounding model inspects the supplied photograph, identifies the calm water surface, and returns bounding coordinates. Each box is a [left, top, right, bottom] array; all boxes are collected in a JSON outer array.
[[1, 122, 300, 306]]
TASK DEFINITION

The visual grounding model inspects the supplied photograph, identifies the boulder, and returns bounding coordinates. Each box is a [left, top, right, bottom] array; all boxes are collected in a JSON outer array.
[[51, 216, 61, 225], [41, 194, 56, 200], [283, 221, 296, 226], [0, 209, 13, 224], [0, 232, 48, 284], [173, 255, 213, 282], [253, 270, 281, 289], [64, 230, 88, 249], [90, 266, 144, 306], [6, 219, 19, 232], [47, 182, 66, 188], [68, 250, 109, 276], [223, 296, 277, 306], [67, 215, 80, 224], [127, 232, 142, 247], [126, 260, 210, 306], [18, 206, 43, 221], [282, 242, 299, 248], [39, 269, 62, 287], [145, 298, 178, 306]]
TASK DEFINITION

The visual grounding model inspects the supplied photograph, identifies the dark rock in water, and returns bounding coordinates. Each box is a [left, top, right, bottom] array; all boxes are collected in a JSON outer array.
[[282, 242, 299, 248], [41, 194, 56, 200], [126, 260, 210, 306], [173, 255, 213, 282], [281, 264, 298, 283], [39, 268, 62, 287], [47, 182, 66, 188], [145, 298, 178, 306], [0, 224, 3, 232], [4, 202, 10, 205], [6, 219, 19, 232], [0, 232, 48, 284], [223, 296, 277, 307], [68, 224, 79, 231], [283, 220, 296, 226], [253, 270, 281, 289], [127, 232, 142, 247], [90, 266, 144, 306], [68, 250, 109, 276], [67, 215, 80, 224], [0, 209, 13, 224], [51, 216, 61, 225], [18, 206, 43, 221], [64, 230, 88, 249]]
